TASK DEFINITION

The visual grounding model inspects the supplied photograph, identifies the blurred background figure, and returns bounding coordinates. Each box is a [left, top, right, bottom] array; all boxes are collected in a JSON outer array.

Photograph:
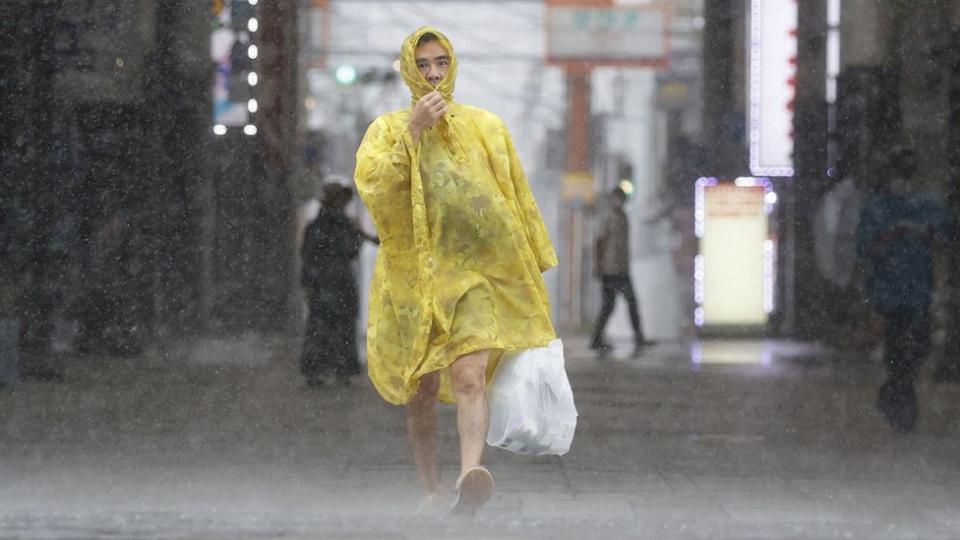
[[299, 182, 376, 387], [856, 148, 946, 433], [591, 186, 651, 355]]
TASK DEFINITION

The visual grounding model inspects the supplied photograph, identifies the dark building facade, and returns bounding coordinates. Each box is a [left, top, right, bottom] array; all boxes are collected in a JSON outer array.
[[0, 1, 303, 362]]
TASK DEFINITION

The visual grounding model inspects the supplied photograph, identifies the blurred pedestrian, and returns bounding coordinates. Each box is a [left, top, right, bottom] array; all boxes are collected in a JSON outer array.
[[591, 186, 651, 354], [300, 183, 376, 387], [355, 27, 557, 516], [856, 148, 945, 433]]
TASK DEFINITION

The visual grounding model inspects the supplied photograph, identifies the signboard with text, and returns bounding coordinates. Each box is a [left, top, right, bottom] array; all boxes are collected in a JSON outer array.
[[695, 178, 777, 328], [546, 4, 670, 68]]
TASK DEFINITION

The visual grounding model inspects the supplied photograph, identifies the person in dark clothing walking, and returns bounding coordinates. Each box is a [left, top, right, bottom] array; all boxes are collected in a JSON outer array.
[[300, 183, 376, 386], [591, 186, 651, 354], [856, 149, 945, 433]]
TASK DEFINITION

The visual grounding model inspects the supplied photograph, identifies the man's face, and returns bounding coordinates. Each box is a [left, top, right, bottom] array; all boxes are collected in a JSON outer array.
[[414, 40, 450, 87]]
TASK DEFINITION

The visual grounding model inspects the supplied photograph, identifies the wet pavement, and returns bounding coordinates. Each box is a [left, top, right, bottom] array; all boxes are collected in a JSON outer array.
[[1, 333, 959, 539]]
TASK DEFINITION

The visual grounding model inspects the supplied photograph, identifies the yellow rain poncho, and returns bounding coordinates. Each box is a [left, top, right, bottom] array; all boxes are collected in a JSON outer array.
[[355, 27, 557, 405]]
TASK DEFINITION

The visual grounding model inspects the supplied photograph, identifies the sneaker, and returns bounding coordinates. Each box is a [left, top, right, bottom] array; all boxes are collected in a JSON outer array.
[[450, 466, 493, 518]]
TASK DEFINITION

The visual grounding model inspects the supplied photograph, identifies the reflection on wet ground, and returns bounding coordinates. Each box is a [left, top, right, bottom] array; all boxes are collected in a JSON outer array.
[[590, 338, 833, 371], [1, 334, 959, 539]]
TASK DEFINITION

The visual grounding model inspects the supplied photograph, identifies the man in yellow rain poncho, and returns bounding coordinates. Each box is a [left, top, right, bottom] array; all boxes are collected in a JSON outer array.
[[355, 27, 557, 516]]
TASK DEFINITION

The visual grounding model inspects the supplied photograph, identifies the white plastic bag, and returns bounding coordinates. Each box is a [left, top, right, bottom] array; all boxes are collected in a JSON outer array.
[[486, 339, 578, 456]]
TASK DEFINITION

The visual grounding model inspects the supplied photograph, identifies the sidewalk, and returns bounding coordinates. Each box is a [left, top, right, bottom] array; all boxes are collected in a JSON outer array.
[[1, 333, 959, 539]]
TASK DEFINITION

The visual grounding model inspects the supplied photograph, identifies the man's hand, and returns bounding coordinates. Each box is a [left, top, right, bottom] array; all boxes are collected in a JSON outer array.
[[408, 91, 447, 144]]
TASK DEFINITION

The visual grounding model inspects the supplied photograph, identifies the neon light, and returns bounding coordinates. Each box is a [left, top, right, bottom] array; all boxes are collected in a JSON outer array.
[[694, 254, 704, 305], [826, 0, 841, 104], [763, 239, 776, 314], [212, 1, 259, 130], [694, 177, 716, 239], [335, 64, 358, 85]]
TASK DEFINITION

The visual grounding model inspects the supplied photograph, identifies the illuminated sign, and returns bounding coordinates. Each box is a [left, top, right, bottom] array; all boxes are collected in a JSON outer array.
[[694, 177, 777, 327], [211, 0, 260, 134], [748, 0, 797, 177]]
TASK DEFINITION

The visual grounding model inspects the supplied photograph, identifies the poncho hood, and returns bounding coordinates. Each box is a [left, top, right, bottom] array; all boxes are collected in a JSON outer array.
[[400, 27, 457, 104]]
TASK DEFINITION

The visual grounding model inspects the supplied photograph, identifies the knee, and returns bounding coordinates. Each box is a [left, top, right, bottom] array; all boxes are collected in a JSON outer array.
[[450, 353, 488, 398], [451, 371, 485, 398]]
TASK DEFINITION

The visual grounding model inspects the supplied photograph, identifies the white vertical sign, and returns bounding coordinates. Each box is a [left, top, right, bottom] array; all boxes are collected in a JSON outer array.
[[749, 0, 797, 177]]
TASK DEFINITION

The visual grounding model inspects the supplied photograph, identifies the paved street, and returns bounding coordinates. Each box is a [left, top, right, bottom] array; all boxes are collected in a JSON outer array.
[[1, 334, 960, 539]]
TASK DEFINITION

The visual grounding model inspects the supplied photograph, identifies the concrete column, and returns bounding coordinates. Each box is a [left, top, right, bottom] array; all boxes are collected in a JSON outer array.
[[938, 3, 960, 382], [19, 3, 59, 356], [835, 0, 901, 189], [702, 0, 743, 176], [786, 0, 828, 337], [257, 0, 301, 332], [557, 68, 592, 328]]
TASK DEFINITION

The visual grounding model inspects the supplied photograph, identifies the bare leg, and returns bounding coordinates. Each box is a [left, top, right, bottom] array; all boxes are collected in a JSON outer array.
[[449, 349, 491, 476], [407, 372, 440, 494]]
